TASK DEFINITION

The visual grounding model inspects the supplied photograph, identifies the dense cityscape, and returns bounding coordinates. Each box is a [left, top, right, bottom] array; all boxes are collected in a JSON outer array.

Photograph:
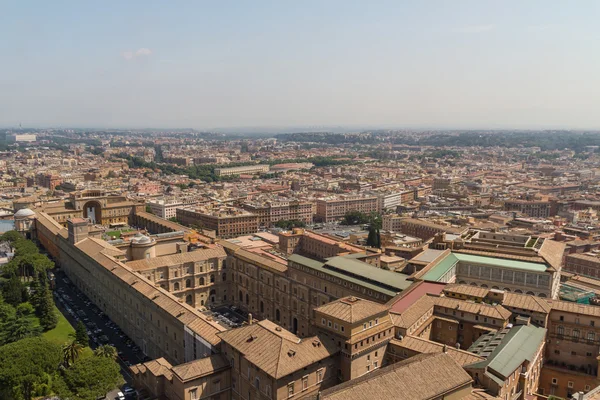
[[2, 128, 600, 399]]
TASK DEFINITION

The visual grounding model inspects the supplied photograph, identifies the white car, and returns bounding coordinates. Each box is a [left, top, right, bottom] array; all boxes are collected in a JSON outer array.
[[116, 392, 125, 400]]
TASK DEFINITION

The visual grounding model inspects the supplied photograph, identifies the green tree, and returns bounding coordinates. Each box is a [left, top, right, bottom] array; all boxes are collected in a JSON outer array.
[[16, 302, 34, 315], [1, 313, 41, 345], [366, 225, 378, 247], [62, 340, 84, 367], [56, 355, 124, 400], [94, 344, 117, 359], [1, 230, 22, 243], [74, 321, 89, 346], [0, 337, 62, 400], [2, 273, 23, 306], [37, 286, 58, 331], [342, 211, 370, 225]]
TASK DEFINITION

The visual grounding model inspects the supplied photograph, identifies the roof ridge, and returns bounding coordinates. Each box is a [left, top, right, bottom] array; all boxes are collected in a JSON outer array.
[[273, 331, 286, 379]]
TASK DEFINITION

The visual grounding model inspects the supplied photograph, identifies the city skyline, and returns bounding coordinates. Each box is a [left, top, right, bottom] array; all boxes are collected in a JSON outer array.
[[2, 1, 600, 129]]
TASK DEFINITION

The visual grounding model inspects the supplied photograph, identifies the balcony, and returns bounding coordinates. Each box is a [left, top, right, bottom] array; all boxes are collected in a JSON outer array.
[[544, 360, 597, 377]]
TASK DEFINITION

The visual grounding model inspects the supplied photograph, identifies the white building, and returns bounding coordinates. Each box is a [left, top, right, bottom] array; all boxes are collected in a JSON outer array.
[[146, 198, 197, 219], [8, 134, 37, 143]]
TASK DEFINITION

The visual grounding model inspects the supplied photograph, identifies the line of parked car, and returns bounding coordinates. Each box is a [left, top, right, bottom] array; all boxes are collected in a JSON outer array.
[[54, 276, 147, 399]]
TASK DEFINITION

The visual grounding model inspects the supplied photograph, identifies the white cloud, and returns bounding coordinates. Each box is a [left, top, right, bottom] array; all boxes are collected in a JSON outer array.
[[456, 24, 496, 33], [135, 48, 152, 57], [122, 48, 152, 61]]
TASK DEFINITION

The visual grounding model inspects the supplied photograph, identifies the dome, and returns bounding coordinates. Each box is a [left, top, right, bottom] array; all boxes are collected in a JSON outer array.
[[131, 233, 153, 245], [14, 208, 35, 218]]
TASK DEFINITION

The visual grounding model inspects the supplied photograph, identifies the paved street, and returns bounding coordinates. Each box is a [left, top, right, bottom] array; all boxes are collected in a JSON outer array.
[[53, 270, 144, 399]]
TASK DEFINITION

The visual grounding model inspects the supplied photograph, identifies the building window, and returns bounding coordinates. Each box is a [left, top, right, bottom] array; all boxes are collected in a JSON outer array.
[[552, 378, 558, 385], [586, 385, 591, 391], [588, 332, 595, 342], [317, 368, 324, 383], [328, 321, 332, 328], [288, 383, 294, 398], [568, 381, 574, 388], [302, 376, 308, 391], [341, 326, 345, 332], [190, 389, 197, 400], [255, 377, 260, 389], [557, 326, 564, 335]]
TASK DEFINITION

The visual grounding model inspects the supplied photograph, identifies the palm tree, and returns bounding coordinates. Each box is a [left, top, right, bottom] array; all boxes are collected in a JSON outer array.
[[62, 340, 83, 367], [94, 344, 117, 359]]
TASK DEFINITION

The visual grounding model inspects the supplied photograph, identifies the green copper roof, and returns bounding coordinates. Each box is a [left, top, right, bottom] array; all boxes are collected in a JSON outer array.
[[453, 253, 547, 272], [421, 252, 547, 283], [288, 254, 410, 296], [467, 325, 547, 379]]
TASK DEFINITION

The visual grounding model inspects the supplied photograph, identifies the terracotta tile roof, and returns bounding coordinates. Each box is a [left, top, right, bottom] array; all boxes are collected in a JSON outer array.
[[171, 354, 229, 382], [35, 211, 68, 237], [391, 295, 435, 329], [74, 237, 226, 346], [390, 336, 484, 366], [314, 296, 388, 323], [502, 293, 551, 314], [318, 352, 472, 400], [217, 320, 338, 379], [546, 299, 600, 317], [125, 247, 226, 271], [137, 357, 173, 380], [538, 239, 565, 272], [433, 297, 512, 321], [444, 284, 489, 299]]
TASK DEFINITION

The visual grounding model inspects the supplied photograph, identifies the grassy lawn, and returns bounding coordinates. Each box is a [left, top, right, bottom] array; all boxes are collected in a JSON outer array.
[[42, 305, 75, 345], [106, 231, 122, 238]]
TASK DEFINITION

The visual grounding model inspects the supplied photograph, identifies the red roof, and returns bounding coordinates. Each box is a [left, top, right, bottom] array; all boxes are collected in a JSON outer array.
[[388, 281, 445, 314]]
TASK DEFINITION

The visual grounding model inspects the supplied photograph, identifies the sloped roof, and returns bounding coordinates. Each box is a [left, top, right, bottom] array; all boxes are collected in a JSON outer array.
[[217, 320, 338, 379], [390, 336, 484, 366], [314, 296, 388, 323], [433, 297, 512, 321], [171, 354, 229, 382], [467, 325, 546, 379], [318, 352, 472, 400], [126, 247, 226, 271]]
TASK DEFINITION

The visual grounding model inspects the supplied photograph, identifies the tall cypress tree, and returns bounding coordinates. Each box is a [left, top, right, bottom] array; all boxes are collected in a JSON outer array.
[[36, 280, 57, 331], [74, 321, 89, 346]]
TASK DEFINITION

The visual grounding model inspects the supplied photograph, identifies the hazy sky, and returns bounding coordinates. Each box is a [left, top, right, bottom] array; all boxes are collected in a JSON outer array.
[[1, 1, 599, 130]]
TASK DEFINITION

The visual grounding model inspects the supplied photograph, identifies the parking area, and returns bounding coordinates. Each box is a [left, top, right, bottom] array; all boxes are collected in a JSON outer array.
[[202, 305, 248, 329], [53, 270, 150, 400]]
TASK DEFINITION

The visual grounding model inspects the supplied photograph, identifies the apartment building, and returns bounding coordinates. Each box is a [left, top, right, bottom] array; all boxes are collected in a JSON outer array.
[[315, 195, 378, 223], [242, 200, 313, 227], [214, 164, 269, 177], [126, 248, 228, 309], [146, 197, 198, 219], [36, 173, 62, 190], [397, 218, 467, 240], [565, 252, 600, 279], [278, 228, 365, 260], [503, 199, 556, 218], [177, 205, 259, 238]]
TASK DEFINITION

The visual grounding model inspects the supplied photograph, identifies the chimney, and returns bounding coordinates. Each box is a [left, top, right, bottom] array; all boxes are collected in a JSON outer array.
[[443, 344, 448, 353], [248, 313, 253, 325]]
